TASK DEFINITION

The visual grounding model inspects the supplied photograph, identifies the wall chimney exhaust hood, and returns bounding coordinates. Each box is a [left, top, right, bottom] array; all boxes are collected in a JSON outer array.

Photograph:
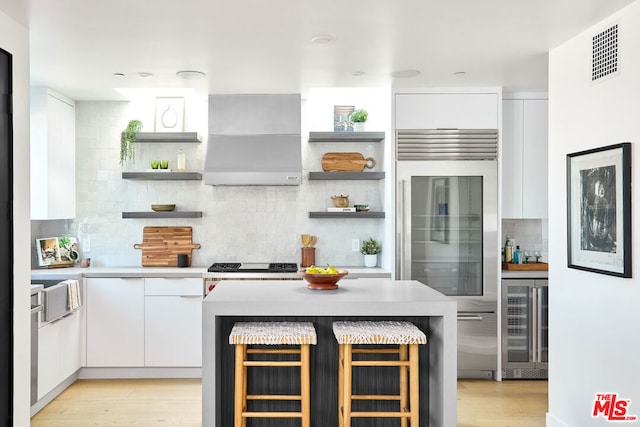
[[204, 94, 302, 186]]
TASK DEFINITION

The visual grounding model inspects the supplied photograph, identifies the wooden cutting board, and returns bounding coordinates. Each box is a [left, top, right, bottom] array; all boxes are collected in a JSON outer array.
[[322, 152, 376, 172], [133, 226, 201, 267], [502, 262, 548, 271]]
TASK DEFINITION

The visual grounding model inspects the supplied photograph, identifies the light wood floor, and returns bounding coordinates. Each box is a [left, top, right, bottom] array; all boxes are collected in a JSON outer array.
[[31, 378, 547, 426]]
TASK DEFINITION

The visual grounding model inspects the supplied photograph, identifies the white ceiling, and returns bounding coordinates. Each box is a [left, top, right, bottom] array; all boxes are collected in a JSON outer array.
[[1, 0, 636, 100]]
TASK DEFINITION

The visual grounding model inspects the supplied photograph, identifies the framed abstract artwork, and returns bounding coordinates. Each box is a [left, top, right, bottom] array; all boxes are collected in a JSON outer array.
[[155, 97, 185, 132], [566, 142, 631, 277]]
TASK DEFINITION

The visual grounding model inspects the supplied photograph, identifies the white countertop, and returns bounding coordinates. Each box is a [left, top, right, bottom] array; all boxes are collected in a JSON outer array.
[[204, 278, 456, 316], [31, 266, 391, 280]]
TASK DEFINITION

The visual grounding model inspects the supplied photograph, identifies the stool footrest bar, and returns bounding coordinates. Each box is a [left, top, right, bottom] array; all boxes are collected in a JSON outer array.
[[352, 360, 411, 367], [243, 361, 302, 367], [351, 411, 411, 418], [247, 349, 301, 355], [247, 395, 302, 401], [243, 412, 303, 418], [352, 394, 402, 401]]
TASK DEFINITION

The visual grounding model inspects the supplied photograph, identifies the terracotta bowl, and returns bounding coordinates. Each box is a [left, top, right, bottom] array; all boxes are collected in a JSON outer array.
[[298, 270, 349, 290]]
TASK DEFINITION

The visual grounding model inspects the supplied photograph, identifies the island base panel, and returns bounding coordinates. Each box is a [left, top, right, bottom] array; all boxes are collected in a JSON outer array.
[[215, 316, 430, 427]]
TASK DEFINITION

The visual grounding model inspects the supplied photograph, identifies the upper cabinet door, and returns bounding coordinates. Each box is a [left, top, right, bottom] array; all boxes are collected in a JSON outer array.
[[502, 99, 524, 218], [522, 100, 548, 218], [30, 88, 76, 219], [501, 97, 548, 219], [395, 93, 499, 129]]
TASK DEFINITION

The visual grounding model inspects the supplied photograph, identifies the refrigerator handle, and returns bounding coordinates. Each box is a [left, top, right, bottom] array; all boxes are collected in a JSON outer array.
[[531, 286, 538, 363], [536, 286, 543, 365], [397, 179, 405, 280]]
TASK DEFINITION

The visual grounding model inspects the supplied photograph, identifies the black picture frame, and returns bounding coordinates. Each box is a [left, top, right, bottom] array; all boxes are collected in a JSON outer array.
[[566, 142, 631, 277]]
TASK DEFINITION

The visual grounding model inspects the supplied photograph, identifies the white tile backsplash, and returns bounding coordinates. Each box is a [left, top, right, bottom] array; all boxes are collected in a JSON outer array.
[[502, 218, 549, 262], [32, 93, 391, 269]]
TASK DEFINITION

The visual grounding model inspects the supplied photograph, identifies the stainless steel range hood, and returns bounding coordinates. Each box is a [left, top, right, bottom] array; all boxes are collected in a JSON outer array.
[[205, 94, 302, 186]]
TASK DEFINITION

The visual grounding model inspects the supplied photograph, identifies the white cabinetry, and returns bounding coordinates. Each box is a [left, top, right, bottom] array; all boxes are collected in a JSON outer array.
[[502, 97, 548, 218], [395, 92, 499, 129], [86, 278, 145, 367], [30, 88, 76, 219], [144, 278, 202, 367], [85, 276, 203, 369], [37, 310, 82, 399]]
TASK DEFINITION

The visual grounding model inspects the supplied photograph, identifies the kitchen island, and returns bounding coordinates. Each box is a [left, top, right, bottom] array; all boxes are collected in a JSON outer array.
[[202, 278, 457, 427]]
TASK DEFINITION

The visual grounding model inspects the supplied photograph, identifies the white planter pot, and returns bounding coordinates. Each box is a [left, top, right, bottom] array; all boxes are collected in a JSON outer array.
[[364, 254, 377, 268], [352, 122, 366, 132]]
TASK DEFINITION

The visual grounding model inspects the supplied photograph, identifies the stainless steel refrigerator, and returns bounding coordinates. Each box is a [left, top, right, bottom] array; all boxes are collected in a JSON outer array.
[[396, 129, 499, 378]]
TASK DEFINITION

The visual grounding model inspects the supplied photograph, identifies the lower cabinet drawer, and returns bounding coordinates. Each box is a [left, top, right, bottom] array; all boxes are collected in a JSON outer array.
[[144, 277, 202, 296]]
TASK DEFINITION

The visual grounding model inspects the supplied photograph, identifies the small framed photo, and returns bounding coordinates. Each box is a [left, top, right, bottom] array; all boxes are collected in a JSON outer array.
[[36, 237, 61, 266], [36, 236, 80, 267], [333, 105, 354, 132], [155, 97, 185, 132], [567, 142, 631, 277]]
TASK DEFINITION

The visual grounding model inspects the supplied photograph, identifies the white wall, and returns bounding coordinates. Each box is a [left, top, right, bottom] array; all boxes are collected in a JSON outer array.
[[0, 8, 31, 426], [40, 88, 392, 269], [548, 2, 640, 426]]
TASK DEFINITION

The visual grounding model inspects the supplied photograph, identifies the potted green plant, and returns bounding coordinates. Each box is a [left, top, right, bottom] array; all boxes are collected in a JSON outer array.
[[120, 119, 143, 165], [350, 109, 368, 132], [360, 237, 381, 267]]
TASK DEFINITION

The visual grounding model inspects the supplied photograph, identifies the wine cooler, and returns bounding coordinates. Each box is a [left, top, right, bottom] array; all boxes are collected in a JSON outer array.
[[501, 278, 548, 379]]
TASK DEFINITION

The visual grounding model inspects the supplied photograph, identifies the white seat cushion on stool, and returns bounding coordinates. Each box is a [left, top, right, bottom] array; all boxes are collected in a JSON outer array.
[[229, 321, 317, 345], [333, 321, 427, 345]]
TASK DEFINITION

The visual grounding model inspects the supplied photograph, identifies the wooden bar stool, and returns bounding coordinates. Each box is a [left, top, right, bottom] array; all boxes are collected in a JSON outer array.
[[333, 321, 427, 427], [229, 321, 317, 427]]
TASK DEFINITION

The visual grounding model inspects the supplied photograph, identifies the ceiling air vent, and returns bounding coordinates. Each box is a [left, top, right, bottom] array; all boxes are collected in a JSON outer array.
[[592, 24, 619, 82]]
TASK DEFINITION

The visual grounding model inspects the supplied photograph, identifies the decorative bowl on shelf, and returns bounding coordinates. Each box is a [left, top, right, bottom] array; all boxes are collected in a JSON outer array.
[[331, 195, 350, 208], [298, 270, 349, 290], [151, 204, 176, 212], [354, 204, 370, 212]]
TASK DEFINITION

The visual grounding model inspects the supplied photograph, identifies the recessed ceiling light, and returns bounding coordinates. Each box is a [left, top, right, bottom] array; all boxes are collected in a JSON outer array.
[[454, 71, 467, 76], [113, 72, 125, 77], [138, 72, 153, 78], [311, 34, 334, 44], [351, 71, 366, 77], [391, 69, 421, 78], [176, 70, 207, 80]]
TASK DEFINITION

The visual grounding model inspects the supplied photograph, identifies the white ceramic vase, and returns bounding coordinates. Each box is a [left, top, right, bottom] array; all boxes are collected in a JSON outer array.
[[352, 122, 366, 132], [364, 254, 377, 268]]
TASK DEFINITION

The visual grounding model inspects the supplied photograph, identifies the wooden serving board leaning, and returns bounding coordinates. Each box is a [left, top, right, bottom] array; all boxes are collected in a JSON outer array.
[[322, 152, 376, 172], [134, 226, 201, 267]]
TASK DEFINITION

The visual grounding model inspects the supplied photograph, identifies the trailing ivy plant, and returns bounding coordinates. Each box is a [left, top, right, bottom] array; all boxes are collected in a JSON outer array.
[[120, 119, 143, 165]]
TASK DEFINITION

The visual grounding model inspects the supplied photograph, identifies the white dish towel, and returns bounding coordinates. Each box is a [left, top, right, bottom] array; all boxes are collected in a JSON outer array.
[[65, 279, 81, 310]]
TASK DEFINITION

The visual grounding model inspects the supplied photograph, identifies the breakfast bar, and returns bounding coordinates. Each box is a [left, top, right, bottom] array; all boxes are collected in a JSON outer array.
[[202, 278, 457, 427]]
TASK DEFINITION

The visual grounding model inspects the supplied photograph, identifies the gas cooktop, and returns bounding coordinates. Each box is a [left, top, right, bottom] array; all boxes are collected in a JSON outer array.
[[207, 262, 298, 273]]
